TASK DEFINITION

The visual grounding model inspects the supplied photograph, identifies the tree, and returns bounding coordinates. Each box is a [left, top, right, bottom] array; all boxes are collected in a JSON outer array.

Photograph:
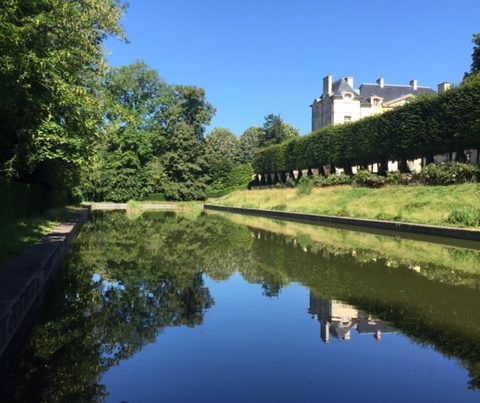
[[235, 126, 262, 164], [259, 114, 299, 148], [464, 33, 480, 79], [0, 0, 126, 189], [205, 127, 239, 161], [79, 62, 215, 202], [155, 85, 215, 200]]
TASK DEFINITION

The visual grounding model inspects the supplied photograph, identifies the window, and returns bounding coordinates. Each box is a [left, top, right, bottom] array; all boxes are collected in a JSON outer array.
[[372, 98, 381, 106], [344, 116, 352, 123]]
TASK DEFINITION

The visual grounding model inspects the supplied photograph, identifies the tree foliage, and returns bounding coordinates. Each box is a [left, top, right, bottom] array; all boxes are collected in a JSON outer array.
[[236, 126, 262, 164], [0, 0, 126, 188], [465, 33, 480, 78], [79, 62, 215, 201], [205, 127, 239, 161], [259, 114, 299, 148]]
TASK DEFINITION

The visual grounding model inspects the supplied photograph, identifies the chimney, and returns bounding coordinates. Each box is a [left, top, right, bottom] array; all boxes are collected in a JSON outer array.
[[323, 75, 332, 96], [437, 82, 451, 93], [345, 76, 354, 88], [376, 77, 384, 88], [410, 79, 418, 90]]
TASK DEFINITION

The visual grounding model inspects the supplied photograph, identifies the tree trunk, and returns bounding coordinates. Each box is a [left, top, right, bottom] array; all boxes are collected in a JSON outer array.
[[378, 157, 388, 176], [399, 157, 411, 173], [455, 149, 467, 162], [343, 162, 353, 176]]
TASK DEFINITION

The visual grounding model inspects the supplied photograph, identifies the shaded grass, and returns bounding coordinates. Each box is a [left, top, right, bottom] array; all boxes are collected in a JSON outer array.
[[0, 207, 76, 268], [209, 183, 480, 229]]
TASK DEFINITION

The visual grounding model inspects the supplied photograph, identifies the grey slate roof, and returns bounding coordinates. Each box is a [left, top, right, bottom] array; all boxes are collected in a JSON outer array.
[[316, 77, 436, 105], [359, 83, 435, 104], [331, 78, 359, 96]]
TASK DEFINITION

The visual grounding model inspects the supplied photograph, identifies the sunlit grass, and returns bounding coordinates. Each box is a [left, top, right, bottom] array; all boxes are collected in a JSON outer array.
[[0, 207, 77, 268], [209, 184, 480, 229]]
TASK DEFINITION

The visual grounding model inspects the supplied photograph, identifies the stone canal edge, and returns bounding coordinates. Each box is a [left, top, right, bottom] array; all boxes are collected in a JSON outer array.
[[0, 206, 91, 378], [203, 204, 480, 244]]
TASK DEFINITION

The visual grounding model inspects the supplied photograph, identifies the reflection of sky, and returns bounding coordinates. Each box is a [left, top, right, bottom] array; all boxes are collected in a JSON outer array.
[[92, 273, 125, 292], [101, 273, 480, 403]]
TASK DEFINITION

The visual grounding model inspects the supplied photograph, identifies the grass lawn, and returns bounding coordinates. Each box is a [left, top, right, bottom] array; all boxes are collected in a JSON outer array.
[[0, 207, 77, 268], [209, 183, 480, 229]]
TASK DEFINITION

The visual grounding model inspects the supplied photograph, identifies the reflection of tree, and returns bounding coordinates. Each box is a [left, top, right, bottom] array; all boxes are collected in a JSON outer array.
[[5, 211, 480, 400], [5, 212, 226, 402]]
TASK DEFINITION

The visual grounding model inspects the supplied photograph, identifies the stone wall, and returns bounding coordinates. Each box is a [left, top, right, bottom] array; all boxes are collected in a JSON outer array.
[[0, 207, 90, 378]]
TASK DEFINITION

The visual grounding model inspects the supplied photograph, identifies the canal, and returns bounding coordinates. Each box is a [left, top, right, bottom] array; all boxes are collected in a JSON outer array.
[[2, 210, 480, 402]]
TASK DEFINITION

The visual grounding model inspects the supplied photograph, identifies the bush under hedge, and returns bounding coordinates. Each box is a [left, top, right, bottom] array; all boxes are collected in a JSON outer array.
[[255, 162, 480, 189], [418, 162, 480, 185]]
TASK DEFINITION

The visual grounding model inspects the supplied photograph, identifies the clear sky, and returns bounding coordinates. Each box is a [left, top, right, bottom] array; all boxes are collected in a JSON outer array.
[[104, 0, 480, 135]]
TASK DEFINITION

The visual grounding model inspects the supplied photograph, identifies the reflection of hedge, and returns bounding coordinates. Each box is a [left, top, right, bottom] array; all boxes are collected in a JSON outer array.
[[254, 75, 480, 174]]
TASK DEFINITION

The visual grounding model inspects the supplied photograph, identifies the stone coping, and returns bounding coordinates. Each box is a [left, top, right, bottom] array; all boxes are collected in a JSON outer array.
[[89, 203, 177, 210], [204, 204, 480, 246], [0, 206, 90, 374]]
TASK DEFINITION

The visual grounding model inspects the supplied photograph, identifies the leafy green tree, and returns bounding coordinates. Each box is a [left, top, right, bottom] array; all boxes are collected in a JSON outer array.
[[205, 127, 239, 161], [79, 62, 215, 201], [235, 126, 262, 164], [259, 114, 299, 148], [0, 0, 126, 189], [465, 33, 480, 78], [154, 85, 215, 200]]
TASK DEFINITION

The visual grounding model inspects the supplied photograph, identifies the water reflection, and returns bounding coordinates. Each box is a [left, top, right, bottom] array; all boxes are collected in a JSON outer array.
[[2, 210, 480, 401], [309, 294, 395, 343]]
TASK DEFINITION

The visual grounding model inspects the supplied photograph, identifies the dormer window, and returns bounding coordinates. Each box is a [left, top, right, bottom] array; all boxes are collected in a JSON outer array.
[[342, 91, 354, 100], [372, 97, 382, 107]]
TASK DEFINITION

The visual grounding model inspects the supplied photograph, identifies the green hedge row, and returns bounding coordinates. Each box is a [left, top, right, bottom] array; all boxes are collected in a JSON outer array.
[[253, 74, 480, 174]]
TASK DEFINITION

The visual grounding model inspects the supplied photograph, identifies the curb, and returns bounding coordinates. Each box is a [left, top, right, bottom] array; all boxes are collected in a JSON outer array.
[[90, 203, 177, 210], [0, 206, 90, 377], [204, 204, 480, 243]]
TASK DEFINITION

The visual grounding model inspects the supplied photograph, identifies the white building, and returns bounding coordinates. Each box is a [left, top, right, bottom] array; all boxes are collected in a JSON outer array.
[[311, 75, 445, 131]]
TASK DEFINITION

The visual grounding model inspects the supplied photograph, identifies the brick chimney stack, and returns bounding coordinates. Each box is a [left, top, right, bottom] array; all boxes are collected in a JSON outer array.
[[410, 79, 418, 90], [376, 77, 384, 88]]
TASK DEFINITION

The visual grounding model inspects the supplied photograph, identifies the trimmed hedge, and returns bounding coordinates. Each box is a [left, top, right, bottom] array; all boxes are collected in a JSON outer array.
[[253, 74, 480, 174]]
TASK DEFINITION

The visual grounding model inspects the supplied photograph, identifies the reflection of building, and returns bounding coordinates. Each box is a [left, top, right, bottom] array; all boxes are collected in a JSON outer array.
[[309, 293, 395, 343]]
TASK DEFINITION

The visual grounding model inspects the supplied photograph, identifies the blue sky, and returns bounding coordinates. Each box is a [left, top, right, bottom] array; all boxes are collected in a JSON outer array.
[[105, 0, 480, 135]]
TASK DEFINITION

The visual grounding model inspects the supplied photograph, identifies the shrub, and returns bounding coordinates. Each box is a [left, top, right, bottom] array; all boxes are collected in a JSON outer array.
[[447, 208, 480, 227], [285, 177, 296, 188], [386, 171, 414, 185], [353, 170, 386, 188], [296, 176, 313, 195], [312, 173, 352, 187], [418, 162, 480, 185]]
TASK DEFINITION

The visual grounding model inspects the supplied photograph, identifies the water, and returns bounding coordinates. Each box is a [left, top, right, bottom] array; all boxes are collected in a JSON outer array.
[[3, 210, 480, 402]]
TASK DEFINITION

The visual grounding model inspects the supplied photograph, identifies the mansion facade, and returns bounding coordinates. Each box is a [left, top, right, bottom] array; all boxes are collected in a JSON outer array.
[[311, 75, 450, 131], [310, 75, 479, 170]]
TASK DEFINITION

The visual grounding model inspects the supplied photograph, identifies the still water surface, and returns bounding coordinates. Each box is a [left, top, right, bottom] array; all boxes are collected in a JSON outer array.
[[3, 210, 480, 402]]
